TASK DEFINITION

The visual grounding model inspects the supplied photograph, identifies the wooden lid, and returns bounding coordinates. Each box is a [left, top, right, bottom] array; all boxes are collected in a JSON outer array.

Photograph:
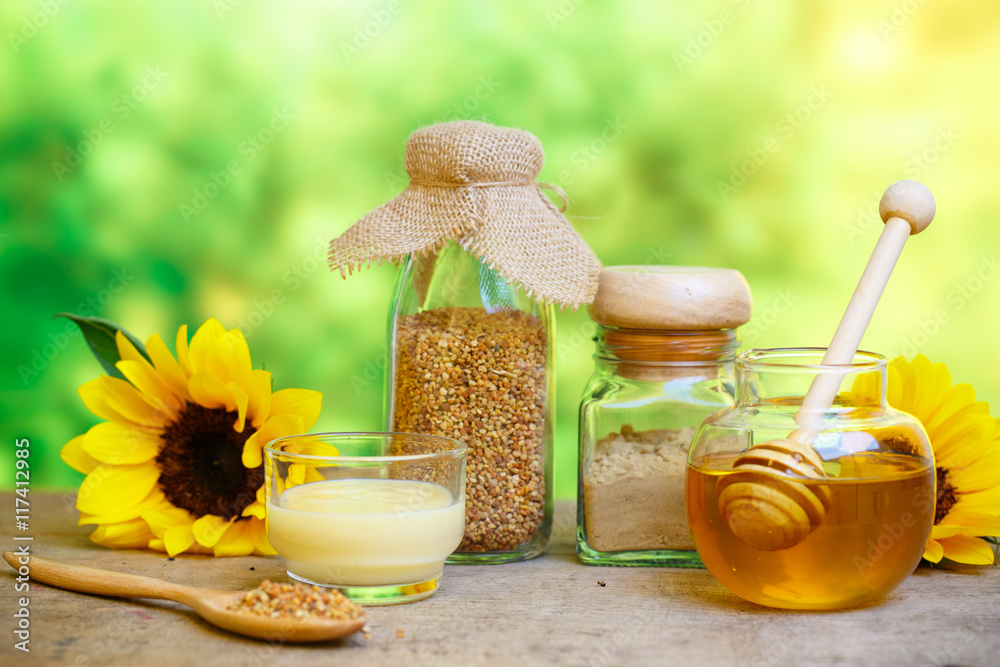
[[589, 266, 753, 330]]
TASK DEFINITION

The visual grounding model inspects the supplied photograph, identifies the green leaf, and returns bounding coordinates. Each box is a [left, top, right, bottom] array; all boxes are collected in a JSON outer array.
[[55, 313, 150, 380]]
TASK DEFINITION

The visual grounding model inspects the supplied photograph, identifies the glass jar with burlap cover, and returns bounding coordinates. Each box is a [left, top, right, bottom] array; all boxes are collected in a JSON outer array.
[[329, 120, 601, 562]]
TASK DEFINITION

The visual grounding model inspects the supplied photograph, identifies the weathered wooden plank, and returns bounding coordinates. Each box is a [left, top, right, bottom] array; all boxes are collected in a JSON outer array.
[[1, 494, 997, 666]]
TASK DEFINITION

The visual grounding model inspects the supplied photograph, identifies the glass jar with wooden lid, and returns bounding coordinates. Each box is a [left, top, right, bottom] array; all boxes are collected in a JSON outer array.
[[576, 266, 753, 567]]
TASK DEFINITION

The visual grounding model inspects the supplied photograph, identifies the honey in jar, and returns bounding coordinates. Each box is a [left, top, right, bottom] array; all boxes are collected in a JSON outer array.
[[688, 450, 933, 609], [685, 349, 935, 610]]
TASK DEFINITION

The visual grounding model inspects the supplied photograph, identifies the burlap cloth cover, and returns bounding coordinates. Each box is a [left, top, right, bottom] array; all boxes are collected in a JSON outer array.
[[327, 120, 602, 307]]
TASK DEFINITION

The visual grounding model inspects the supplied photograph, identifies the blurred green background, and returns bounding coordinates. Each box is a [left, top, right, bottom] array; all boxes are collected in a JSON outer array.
[[3, 1, 998, 498]]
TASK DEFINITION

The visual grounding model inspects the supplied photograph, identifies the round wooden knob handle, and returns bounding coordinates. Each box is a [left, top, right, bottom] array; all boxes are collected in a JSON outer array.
[[879, 180, 936, 234], [717, 439, 832, 551]]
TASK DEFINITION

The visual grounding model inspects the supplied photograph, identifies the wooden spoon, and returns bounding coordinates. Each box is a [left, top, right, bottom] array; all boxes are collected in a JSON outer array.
[[718, 180, 936, 551], [2, 551, 367, 643]]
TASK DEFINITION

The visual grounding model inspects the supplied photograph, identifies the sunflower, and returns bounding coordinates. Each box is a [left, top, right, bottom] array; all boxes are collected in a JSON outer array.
[[881, 355, 1000, 565], [60, 319, 322, 557]]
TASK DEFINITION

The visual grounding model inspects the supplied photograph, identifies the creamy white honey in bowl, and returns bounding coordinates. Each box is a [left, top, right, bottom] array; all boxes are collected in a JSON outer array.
[[264, 433, 466, 605]]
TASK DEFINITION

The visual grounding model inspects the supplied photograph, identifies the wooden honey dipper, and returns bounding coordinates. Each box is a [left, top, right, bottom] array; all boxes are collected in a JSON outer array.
[[717, 180, 936, 551]]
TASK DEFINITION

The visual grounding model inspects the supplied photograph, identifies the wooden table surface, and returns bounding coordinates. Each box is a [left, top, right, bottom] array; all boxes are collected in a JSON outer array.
[[2, 493, 998, 666]]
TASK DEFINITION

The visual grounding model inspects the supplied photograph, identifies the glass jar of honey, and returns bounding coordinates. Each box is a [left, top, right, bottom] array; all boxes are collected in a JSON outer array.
[[576, 266, 752, 566], [686, 348, 935, 609]]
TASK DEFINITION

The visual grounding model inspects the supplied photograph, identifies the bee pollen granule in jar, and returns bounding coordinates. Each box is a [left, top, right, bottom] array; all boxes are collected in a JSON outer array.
[[394, 307, 547, 552]]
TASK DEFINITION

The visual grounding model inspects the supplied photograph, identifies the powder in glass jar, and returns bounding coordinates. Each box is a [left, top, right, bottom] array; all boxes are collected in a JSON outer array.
[[583, 425, 696, 552]]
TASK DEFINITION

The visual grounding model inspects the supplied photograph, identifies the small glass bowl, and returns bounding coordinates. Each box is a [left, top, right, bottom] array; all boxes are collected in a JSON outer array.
[[264, 432, 466, 605]]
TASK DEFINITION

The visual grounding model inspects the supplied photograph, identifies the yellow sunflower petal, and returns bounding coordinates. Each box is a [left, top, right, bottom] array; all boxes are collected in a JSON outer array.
[[206, 330, 252, 387], [933, 411, 995, 461], [116, 359, 180, 414], [226, 381, 249, 433], [241, 500, 265, 519], [286, 463, 307, 488], [935, 437, 995, 475], [297, 439, 340, 457], [148, 539, 166, 552], [930, 524, 964, 540], [269, 388, 322, 430], [912, 357, 953, 427], [242, 414, 304, 468], [924, 383, 977, 435], [192, 514, 233, 548], [78, 487, 165, 526], [950, 449, 1000, 492], [80, 421, 160, 465], [88, 375, 170, 428], [164, 524, 198, 557], [212, 520, 255, 557], [242, 431, 264, 469], [61, 435, 100, 474], [246, 370, 272, 429], [78, 377, 129, 424], [76, 463, 160, 516], [188, 319, 227, 374], [950, 492, 1000, 515], [886, 357, 914, 416], [905, 356, 936, 423], [285, 462, 327, 490], [145, 333, 192, 400], [90, 517, 155, 550], [849, 371, 881, 406], [938, 534, 996, 565], [176, 324, 193, 376], [188, 370, 232, 410], [939, 511, 1000, 537], [142, 503, 195, 538], [249, 518, 277, 556], [115, 330, 148, 364], [923, 537, 945, 563]]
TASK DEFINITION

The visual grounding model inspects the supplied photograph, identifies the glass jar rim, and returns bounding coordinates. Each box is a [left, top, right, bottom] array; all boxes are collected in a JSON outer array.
[[264, 431, 467, 463], [736, 347, 887, 373]]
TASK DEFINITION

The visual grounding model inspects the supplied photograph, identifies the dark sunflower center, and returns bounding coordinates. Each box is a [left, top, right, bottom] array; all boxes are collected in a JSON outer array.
[[935, 467, 958, 524], [881, 436, 918, 457], [157, 403, 262, 520]]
